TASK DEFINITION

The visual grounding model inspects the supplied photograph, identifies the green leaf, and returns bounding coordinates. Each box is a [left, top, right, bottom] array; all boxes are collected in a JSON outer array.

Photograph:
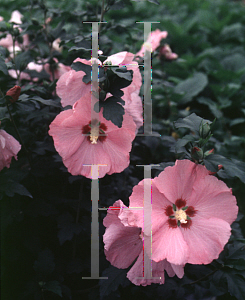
[[221, 53, 245, 72], [49, 21, 65, 41], [147, 0, 160, 4], [99, 265, 130, 299], [111, 68, 133, 81], [174, 113, 211, 135], [220, 23, 244, 43], [0, 56, 8, 75], [204, 154, 245, 183], [57, 212, 83, 245], [175, 134, 197, 150], [0, 179, 32, 198], [30, 96, 61, 107], [94, 96, 125, 128], [43, 281, 62, 297], [230, 118, 245, 127], [213, 270, 245, 300], [0, 107, 7, 119], [174, 72, 208, 103], [33, 249, 55, 275], [197, 97, 223, 119], [71, 61, 91, 84], [14, 50, 33, 71]]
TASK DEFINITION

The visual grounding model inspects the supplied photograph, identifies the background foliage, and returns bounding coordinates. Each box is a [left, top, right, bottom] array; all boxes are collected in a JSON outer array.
[[1, 0, 245, 299]]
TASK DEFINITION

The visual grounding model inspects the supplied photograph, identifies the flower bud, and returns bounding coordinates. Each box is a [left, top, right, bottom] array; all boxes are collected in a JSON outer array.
[[159, 44, 178, 60], [191, 146, 203, 161], [6, 85, 21, 103], [199, 121, 211, 139], [204, 148, 214, 157]]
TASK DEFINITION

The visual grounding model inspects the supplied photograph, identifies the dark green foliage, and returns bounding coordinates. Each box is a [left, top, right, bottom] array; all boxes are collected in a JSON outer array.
[[1, 0, 245, 300]]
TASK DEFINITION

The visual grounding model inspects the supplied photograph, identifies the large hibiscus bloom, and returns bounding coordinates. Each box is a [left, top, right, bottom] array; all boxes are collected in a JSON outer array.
[[125, 160, 238, 265], [49, 92, 136, 179], [56, 52, 143, 130], [103, 200, 184, 286], [0, 129, 21, 171]]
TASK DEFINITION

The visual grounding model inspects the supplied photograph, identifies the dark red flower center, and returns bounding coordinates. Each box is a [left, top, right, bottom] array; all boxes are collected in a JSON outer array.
[[165, 198, 196, 229], [82, 119, 107, 144]]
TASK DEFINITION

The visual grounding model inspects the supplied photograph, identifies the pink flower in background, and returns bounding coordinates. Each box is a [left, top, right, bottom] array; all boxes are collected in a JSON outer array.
[[0, 10, 29, 52], [56, 52, 143, 130], [44, 58, 72, 81], [159, 44, 178, 60], [49, 92, 136, 179], [8, 59, 71, 82], [103, 200, 184, 286], [126, 160, 238, 266], [0, 129, 21, 171], [136, 29, 168, 58]]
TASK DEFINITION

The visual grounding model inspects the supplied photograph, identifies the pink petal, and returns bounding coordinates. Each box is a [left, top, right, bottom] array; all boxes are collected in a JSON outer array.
[[56, 70, 90, 107], [63, 139, 111, 178], [125, 179, 171, 232], [123, 91, 143, 130], [127, 252, 165, 286], [181, 217, 232, 264], [104, 224, 142, 269], [154, 160, 209, 203], [105, 51, 135, 66], [170, 263, 185, 279], [103, 200, 142, 269], [189, 175, 238, 224], [136, 29, 168, 57], [48, 109, 85, 160], [152, 222, 189, 265], [103, 200, 127, 227]]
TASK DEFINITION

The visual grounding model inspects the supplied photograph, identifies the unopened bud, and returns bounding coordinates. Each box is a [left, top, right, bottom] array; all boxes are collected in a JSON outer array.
[[6, 85, 21, 103], [199, 121, 211, 139], [13, 28, 20, 37], [159, 44, 178, 60], [204, 148, 214, 157], [191, 146, 203, 161]]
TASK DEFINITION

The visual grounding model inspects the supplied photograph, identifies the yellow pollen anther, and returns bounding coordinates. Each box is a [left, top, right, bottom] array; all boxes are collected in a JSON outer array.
[[90, 125, 99, 144], [174, 209, 187, 224]]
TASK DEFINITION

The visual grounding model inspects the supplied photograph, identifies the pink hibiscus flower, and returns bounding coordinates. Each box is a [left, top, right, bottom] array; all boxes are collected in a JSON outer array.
[[0, 129, 21, 171], [125, 160, 238, 265], [48, 92, 136, 179], [56, 52, 143, 130], [136, 29, 168, 58], [0, 10, 29, 52], [103, 200, 184, 286]]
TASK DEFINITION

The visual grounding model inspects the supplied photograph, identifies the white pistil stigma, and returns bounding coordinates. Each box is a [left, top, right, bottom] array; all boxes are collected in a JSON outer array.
[[90, 124, 99, 144], [174, 209, 187, 224]]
